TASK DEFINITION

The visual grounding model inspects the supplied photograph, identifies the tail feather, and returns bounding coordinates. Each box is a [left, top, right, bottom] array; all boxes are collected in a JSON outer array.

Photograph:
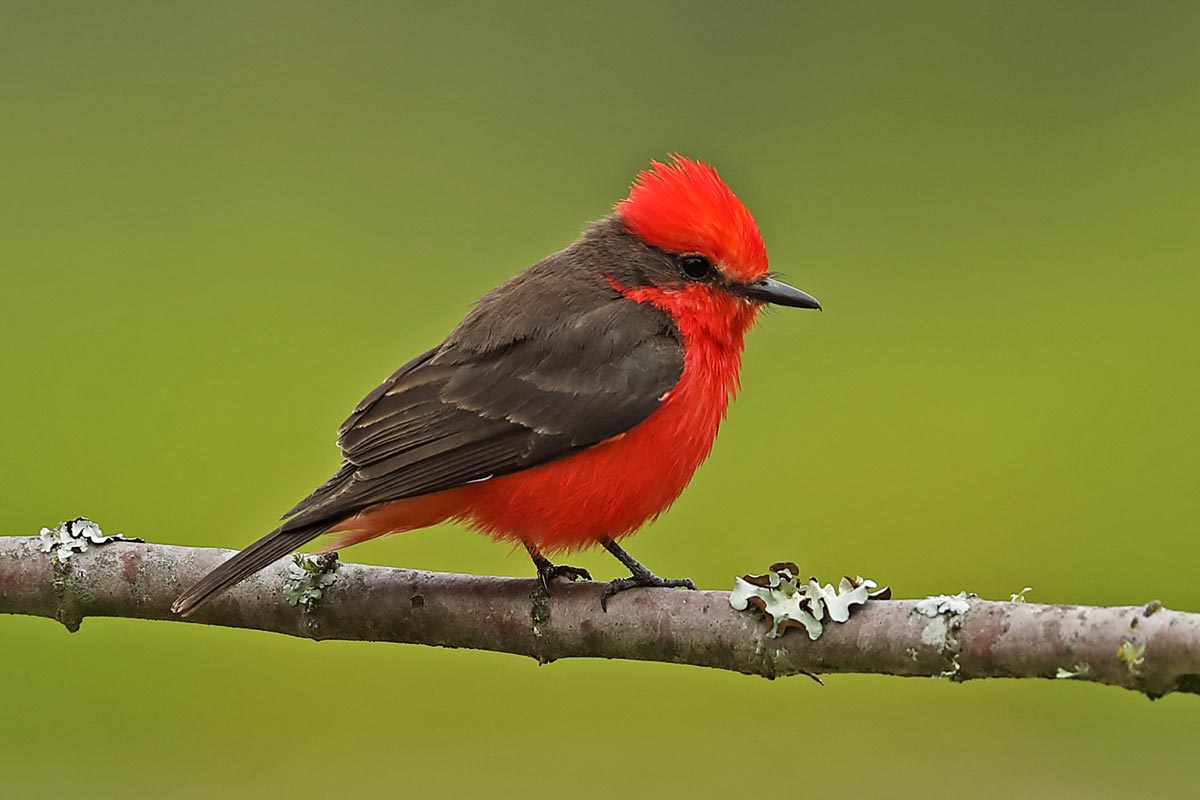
[[171, 520, 333, 617]]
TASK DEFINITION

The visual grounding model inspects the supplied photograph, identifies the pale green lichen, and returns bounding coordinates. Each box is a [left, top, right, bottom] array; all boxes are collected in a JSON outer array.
[[729, 562, 889, 640], [1056, 665, 1090, 679], [1010, 586, 1033, 603], [940, 654, 961, 678], [282, 553, 338, 609], [38, 517, 142, 563], [1117, 640, 1146, 675], [909, 592, 971, 679], [920, 616, 949, 647], [915, 593, 972, 617]]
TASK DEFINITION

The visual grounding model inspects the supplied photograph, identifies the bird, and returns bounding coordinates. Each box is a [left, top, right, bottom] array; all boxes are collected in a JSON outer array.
[[172, 155, 820, 616]]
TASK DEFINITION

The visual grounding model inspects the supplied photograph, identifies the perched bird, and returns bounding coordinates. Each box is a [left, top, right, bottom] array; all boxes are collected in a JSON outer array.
[[172, 156, 820, 616]]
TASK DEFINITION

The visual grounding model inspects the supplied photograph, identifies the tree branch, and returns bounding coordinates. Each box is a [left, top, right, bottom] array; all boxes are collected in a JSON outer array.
[[2, 536, 1197, 698]]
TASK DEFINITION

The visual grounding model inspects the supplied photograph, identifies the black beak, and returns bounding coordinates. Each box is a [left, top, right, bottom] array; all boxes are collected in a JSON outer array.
[[739, 277, 822, 310]]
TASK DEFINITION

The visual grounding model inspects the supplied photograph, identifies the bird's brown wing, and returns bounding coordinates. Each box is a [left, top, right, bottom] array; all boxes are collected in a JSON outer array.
[[284, 277, 683, 526]]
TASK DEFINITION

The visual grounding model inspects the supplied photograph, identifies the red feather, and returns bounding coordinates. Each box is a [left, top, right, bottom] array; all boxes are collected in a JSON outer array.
[[616, 155, 769, 282]]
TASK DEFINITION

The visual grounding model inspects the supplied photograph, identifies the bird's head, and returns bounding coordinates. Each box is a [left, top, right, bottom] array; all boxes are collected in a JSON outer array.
[[613, 156, 821, 321]]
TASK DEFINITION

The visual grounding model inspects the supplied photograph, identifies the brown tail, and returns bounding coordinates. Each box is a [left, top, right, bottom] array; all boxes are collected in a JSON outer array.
[[171, 520, 333, 616]]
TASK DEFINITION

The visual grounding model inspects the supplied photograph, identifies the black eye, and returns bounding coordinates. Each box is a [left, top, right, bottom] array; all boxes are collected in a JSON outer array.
[[680, 255, 712, 280]]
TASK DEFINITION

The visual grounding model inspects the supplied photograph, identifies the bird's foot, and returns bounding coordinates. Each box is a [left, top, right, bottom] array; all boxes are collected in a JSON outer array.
[[601, 570, 696, 611], [535, 561, 593, 593], [599, 538, 696, 611], [525, 542, 591, 593]]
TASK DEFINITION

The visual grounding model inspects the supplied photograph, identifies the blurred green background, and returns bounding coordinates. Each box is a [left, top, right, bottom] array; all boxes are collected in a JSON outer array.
[[3, 1, 1198, 797]]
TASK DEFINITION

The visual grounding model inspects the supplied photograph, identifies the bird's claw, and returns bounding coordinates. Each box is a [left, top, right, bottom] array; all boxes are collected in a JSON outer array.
[[600, 573, 697, 612], [536, 563, 593, 594]]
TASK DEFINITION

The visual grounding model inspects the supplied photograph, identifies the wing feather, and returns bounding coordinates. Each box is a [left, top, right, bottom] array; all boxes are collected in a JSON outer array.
[[284, 272, 682, 529]]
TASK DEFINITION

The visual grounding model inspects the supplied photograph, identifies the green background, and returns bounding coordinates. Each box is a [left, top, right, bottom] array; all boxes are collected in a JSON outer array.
[[3, 2, 1198, 797]]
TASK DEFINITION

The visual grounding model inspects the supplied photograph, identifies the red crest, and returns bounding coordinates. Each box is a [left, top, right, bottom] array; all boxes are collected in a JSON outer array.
[[617, 155, 769, 282]]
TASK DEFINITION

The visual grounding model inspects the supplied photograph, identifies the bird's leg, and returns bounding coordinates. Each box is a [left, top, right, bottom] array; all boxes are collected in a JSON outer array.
[[600, 539, 697, 611], [524, 542, 592, 593]]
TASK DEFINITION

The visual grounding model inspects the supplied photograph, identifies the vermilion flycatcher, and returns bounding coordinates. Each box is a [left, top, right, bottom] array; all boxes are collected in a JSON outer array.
[[173, 156, 820, 615]]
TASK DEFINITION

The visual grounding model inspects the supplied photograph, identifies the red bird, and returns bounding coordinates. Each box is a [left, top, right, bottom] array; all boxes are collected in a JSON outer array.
[[172, 156, 820, 616]]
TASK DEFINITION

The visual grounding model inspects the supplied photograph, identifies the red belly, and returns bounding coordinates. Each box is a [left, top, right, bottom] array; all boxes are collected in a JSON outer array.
[[460, 384, 723, 551]]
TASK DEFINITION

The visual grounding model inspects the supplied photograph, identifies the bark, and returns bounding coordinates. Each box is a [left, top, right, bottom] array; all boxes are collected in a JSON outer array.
[[2, 536, 1197, 698]]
